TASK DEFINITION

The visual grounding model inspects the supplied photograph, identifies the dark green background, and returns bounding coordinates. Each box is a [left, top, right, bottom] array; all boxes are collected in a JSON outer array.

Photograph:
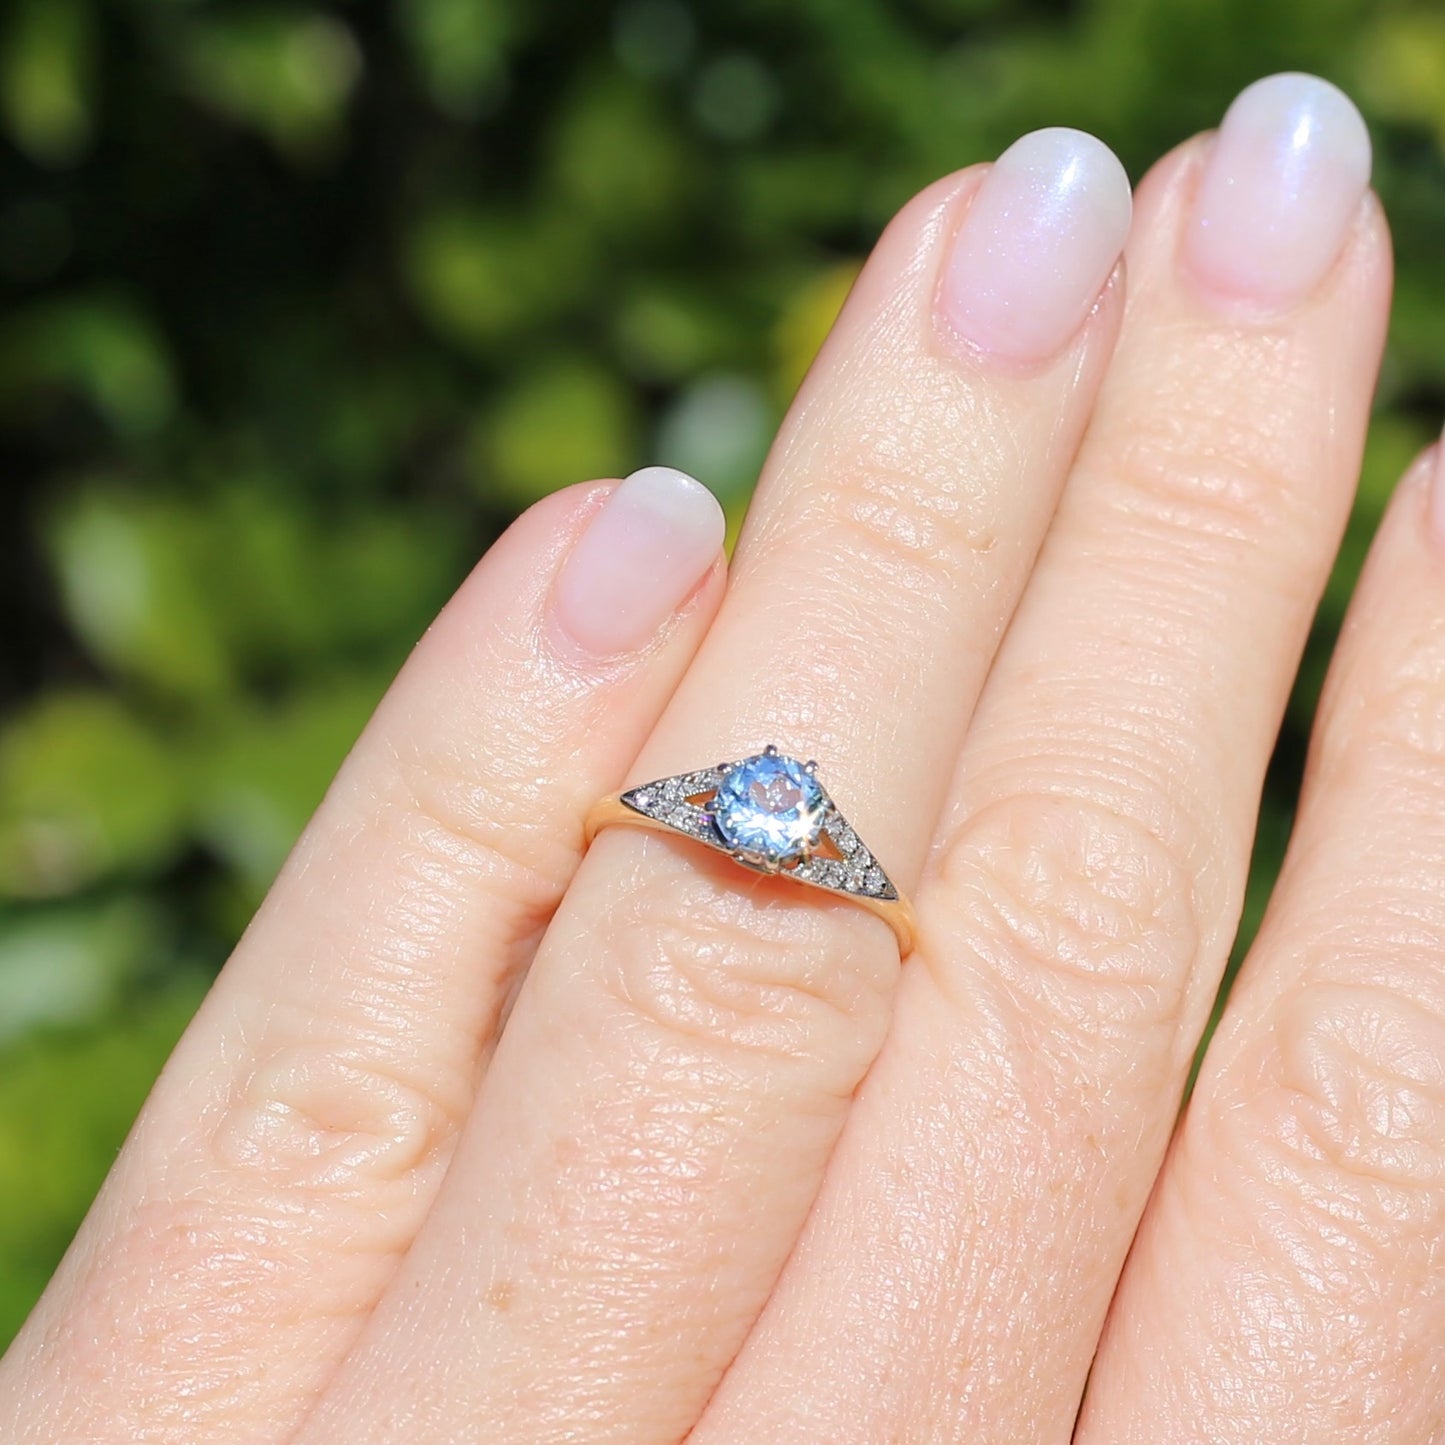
[[1, 0, 1442, 1347]]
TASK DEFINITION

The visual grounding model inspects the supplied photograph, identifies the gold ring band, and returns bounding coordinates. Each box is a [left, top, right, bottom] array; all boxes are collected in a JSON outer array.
[[583, 747, 917, 956]]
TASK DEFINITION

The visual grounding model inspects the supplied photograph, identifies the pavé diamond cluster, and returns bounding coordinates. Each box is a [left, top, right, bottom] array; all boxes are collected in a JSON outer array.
[[619, 746, 897, 901], [596, 745, 913, 950]]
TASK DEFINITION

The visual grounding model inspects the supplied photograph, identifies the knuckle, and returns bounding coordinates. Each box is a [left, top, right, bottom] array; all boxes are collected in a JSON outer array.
[[1362, 651, 1445, 773], [1314, 620, 1445, 833], [211, 1042, 458, 1204], [934, 792, 1201, 1047], [47, 1049, 453, 1428], [773, 382, 1008, 605], [1263, 980, 1445, 1197], [579, 843, 896, 1073], [821, 461, 992, 586], [379, 738, 576, 917], [1103, 376, 1319, 556]]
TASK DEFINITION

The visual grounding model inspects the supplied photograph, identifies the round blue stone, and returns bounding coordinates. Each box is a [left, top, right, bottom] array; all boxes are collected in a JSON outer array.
[[712, 752, 825, 863]]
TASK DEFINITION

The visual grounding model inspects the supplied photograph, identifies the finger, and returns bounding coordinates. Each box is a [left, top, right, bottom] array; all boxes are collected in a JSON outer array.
[[687, 75, 1389, 1444], [0, 469, 726, 1444], [1078, 450, 1445, 1442], [300, 130, 1132, 1443]]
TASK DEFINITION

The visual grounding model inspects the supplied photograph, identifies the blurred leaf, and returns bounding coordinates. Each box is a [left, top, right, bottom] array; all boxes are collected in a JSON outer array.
[[398, 0, 517, 118], [180, 8, 362, 160], [48, 488, 235, 704], [319, 509, 469, 654], [1357, 8, 1445, 152], [731, 148, 871, 240], [0, 294, 176, 438], [0, 0, 93, 166], [404, 206, 592, 353], [612, 280, 743, 382], [772, 260, 861, 401], [194, 674, 385, 899], [611, 0, 696, 79], [0, 694, 187, 900], [653, 373, 773, 503], [49, 481, 460, 706], [474, 355, 639, 508], [542, 70, 693, 239], [1388, 271, 1445, 392], [201, 485, 328, 672], [692, 53, 780, 143], [0, 897, 165, 1042]]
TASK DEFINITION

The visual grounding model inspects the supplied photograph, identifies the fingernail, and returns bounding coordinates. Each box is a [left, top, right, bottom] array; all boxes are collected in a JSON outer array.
[[1186, 73, 1372, 309], [939, 127, 1132, 364], [554, 466, 725, 655]]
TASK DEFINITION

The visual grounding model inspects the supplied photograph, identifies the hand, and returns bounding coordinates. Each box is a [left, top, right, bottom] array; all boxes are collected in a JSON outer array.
[[1, 71, 1422, 1442]]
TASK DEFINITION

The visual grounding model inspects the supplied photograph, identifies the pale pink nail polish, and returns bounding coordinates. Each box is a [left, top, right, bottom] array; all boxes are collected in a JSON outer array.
[[553, 466, 724, 655], [939, 127, 1132, 364], [1186, 73, 1372, 309]]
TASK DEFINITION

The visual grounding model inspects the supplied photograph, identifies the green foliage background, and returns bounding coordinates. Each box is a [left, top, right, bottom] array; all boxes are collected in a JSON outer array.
[[0, 0, 1442, 1347]]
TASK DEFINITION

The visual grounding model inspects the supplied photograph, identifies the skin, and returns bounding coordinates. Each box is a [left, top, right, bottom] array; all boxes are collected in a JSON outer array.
[[3, 92, 1439, 1445]]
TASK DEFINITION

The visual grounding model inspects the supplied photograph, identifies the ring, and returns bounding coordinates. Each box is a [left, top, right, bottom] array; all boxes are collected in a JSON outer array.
[[584, 745, 917, 955]]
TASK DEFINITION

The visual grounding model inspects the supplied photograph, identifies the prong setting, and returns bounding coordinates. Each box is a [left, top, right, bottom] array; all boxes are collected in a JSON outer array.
[[617, 751, 900, 903]]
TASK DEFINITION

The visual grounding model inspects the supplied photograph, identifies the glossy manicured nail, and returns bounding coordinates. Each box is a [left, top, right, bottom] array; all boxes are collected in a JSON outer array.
[[1186, 73, 1372, 309], [940, 127, 1132, 363], [554, 466, 724, 655]]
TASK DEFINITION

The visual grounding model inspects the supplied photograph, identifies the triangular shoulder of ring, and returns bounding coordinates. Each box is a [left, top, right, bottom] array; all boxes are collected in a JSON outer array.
[[619, 765, 900, 903]]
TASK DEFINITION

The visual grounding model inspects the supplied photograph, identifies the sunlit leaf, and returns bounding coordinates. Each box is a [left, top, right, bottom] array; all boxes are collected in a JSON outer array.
[[0, 897, 165, 1043], [542, 71, 693, 238], [1357, 10, 1445, 151], [318, 509, 470, 653], [772, 260, 860, 402], [611, 281, 741, 382], [0, 294, 175, 437], [652, 373, 772, 504], [48, 488, 235, 703], [0, 0, 93, 166], [180, 9, 362, 160], [0, 694, 187, 899], [474, 355, 638, 508], [404, 206, 592, 353], [398, 0, 516, 118], [194, 674, 386, 898]]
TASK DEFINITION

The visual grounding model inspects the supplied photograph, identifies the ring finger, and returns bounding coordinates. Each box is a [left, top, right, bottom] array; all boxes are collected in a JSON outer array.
[[298, 128, 1132, 1442]]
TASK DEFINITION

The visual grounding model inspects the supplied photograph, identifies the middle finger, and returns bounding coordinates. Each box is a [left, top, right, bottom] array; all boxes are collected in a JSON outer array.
[[691, 74, 1388, 1445], [299, 128, 1130, 1442]]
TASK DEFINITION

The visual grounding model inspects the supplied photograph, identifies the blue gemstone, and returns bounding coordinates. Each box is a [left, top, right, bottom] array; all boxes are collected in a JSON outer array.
[[712, 752, 825, 863]]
